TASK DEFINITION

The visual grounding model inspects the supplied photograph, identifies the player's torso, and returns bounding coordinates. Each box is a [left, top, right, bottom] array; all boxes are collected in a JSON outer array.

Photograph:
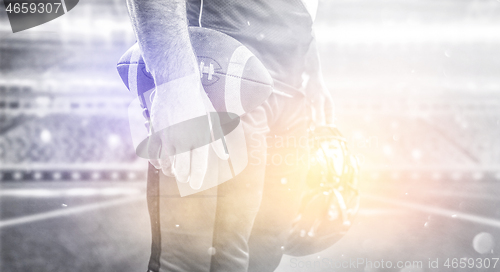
[[186, 0, 317, 90]]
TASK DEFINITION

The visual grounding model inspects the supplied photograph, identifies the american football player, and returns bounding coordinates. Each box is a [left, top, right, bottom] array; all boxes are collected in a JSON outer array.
[[125, 0, 335, 271]]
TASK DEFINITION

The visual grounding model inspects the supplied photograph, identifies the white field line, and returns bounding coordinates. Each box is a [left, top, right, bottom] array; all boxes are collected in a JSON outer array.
[[426, 190, 500, 200], [364, 194, 500, 229], [3, 191, 495, 229], [0, 195, 144, 229]]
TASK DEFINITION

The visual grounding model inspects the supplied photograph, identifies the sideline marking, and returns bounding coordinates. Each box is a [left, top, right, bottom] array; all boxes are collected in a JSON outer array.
[[427, 190, 500, 200], [364, 194, 500, 228], [0, 196, 143, 229]]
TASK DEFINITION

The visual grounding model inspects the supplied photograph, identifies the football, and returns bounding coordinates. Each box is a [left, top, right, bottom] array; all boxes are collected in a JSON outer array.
[[116, 26, 274, 117], [117, 27, 272, 194]]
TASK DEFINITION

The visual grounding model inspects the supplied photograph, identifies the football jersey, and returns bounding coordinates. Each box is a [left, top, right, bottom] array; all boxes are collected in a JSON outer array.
[[186, 0, 316, 91]]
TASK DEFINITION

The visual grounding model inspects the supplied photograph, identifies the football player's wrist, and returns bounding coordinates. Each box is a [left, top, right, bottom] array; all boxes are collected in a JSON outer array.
[[148, 44, 199, 82], [154, 73, 201, 97], [151, 59, 199, 86]]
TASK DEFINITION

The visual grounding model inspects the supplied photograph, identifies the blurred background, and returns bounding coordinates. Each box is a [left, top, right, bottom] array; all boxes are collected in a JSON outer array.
[[1, 0, 500, 271]]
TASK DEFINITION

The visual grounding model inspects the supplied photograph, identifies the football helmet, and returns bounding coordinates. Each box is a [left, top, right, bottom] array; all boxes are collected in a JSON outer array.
[[286, 125, 360, 256]]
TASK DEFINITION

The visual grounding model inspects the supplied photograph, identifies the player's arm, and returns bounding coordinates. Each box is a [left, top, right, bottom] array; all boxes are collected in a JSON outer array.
[[304, 37, 335, 126], [126, 0, 197, 83], [126, 0, 225, 189]]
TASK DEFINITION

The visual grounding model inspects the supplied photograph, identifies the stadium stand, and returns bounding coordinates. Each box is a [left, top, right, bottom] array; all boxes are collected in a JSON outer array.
[[1, 0, 500, 182]]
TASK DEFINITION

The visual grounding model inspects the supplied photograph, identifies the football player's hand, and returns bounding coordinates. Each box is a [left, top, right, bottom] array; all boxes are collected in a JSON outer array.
[[306, 77, 335, 126], [149, 73, 228, 190]]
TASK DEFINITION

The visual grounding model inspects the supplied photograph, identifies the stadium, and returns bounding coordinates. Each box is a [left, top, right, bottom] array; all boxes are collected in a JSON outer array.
[[1, 0, 500, 271]]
